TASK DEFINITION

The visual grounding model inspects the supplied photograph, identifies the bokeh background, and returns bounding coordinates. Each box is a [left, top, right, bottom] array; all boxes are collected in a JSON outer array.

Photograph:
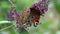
[[0, 0, 60, 34]]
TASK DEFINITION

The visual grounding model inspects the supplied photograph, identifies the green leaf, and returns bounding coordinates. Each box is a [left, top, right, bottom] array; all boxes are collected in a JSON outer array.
[[0, 21, 11, 24]]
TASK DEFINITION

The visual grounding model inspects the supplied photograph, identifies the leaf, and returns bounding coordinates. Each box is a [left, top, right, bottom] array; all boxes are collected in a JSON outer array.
[[0, 21, 11, 24], [0, 21, 13, 32]]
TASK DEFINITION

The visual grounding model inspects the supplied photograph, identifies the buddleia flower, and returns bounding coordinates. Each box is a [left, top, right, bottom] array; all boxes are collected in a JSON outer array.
[[7, 7, 20, 21], [7, 8, 24, 32], [30, 0, 48, 15], [7, 8, 15, 21]]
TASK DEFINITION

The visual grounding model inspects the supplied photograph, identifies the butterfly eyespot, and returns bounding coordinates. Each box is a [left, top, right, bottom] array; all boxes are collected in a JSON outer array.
[[36, 21, 39, 24]]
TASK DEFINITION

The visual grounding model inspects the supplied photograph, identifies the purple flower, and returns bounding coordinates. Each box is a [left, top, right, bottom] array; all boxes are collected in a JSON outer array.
[[7, 8, 20, 21], [8, 12, 14, 21], [30, 0, 48, 15]]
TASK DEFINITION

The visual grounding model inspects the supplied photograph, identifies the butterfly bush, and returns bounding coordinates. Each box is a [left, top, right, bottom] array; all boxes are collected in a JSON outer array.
[[7, 0, 48, 32], [30, 0, 48, 15], [7, 7, 25, 32], [8, 8, 20, 21], [8, 11, 14, 21]]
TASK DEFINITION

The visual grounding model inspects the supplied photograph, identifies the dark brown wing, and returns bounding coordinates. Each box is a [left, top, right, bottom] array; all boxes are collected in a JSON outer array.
[[30, 6, 40, 27]]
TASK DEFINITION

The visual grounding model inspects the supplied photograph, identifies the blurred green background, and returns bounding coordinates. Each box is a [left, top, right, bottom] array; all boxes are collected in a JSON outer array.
[[0, 0, 60, 34]]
